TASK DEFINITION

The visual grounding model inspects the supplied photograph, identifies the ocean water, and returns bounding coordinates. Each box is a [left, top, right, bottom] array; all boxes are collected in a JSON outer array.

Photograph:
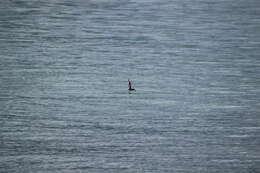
[[0, 0, 260, 172]]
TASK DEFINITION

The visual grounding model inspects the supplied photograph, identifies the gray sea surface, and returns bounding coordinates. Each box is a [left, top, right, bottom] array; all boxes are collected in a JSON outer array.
[[0, 0, 260, 172]]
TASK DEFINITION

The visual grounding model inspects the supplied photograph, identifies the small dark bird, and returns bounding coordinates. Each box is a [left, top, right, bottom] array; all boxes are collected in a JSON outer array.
[[128, 79, 136, 91]]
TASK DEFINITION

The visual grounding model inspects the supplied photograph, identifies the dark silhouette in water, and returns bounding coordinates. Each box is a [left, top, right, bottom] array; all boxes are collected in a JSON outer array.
[[128, 79, 136, 92]]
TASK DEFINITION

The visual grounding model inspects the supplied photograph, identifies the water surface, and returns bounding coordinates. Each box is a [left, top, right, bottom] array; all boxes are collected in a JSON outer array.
[[0, 0, 260, 172]]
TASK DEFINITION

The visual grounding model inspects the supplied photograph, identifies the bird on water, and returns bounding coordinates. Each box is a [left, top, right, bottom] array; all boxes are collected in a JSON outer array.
[[128, 79, 136, 92]]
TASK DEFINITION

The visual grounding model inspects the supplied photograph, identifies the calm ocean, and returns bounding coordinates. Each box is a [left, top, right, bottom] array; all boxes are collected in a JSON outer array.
[[0, 0, 260, 172]]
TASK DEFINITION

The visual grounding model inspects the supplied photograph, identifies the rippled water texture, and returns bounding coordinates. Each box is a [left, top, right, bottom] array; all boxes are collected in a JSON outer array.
[[1, 0, 260, 172]]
